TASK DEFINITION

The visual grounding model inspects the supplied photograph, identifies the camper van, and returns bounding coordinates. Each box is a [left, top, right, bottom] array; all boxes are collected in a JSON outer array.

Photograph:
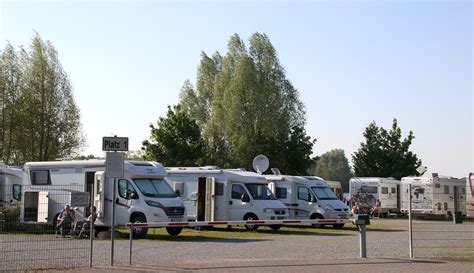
[[0, 163, 23, 207], [165, 167, 289, 230], [400, 173, 466, 216], [264, 174, 349, 228], [467, 173, 474, 218], [326, 181, 343, 200], [349, 177, 400, 214], [21, 160, 186, 236]]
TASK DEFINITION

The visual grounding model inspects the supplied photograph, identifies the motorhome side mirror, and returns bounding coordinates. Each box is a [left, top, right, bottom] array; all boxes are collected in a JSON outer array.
[[241, 193, 250, 203], [175, 190, 181, 197]]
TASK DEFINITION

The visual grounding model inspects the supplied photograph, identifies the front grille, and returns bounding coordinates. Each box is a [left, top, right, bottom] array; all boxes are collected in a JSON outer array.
[[164, 207, 185, 217], [274, 210, 286, 215]]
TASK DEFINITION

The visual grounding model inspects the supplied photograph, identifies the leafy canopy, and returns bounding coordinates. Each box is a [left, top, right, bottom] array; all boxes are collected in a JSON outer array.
[[352, 119, 422, 180]]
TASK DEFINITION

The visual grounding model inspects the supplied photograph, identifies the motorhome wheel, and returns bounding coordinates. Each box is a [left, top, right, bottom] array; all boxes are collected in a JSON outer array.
[[310, 214, 324, 228], [166, 227, 182, 236], [243, 213, 259, 231], [131, 214, 148, 238], [269, 225, 282, 231]]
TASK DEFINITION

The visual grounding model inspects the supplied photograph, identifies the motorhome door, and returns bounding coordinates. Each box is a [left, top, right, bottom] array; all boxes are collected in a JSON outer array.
[[229, 183, 252, 221], [205, 177, 215, 221], [37, 191, 49, 223], [94, 172, 106, 219]]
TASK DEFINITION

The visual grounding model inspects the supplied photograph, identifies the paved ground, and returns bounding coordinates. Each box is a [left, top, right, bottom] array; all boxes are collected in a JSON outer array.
[[45, 258, 474, 273]]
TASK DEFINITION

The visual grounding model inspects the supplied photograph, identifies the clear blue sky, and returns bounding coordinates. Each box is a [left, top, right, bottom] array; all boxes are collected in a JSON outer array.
[[1, 0, 472, 177]]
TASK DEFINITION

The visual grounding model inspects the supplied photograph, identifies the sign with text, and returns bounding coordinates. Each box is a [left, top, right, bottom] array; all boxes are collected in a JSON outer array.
[[102, 136, 129, 151], [106, 152, 124, 178]]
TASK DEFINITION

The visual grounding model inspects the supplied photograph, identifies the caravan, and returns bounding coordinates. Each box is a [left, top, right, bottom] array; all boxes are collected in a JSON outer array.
[[21, 160, 186, 236], [349, 177, 400, 214], [165, 167, 289, 230], [467, 173, 474, 218], [326, 180, 343, 200], [400, 173, 466, 216], [265, 173, 349, 228], [0, 163, 23, 206]]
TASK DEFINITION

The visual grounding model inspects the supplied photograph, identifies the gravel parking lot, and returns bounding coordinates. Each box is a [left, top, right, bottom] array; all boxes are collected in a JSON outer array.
[[3, 218, 473, 271]]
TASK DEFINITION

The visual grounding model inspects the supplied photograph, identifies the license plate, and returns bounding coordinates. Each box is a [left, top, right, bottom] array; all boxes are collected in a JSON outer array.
[[170, 218, 182, 222]]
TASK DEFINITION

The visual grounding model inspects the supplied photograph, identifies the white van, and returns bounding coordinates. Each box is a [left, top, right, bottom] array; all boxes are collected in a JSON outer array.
[[165, 167, 289, 230], [265, 174, 350, 228], [21, 160, 186, 236], [400, 173, 466, 216], [349, 177, 400, 214], [0, 163, 23, 206]]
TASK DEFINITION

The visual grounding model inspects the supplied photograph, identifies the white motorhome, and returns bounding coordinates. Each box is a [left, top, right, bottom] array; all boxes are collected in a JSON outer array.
[[264, 174, 349, 228], [467, 173, 474, 218], [0, 163, 23, 206], [349, 177, 400, 214], [21, 160, 186, 236], [165, 167, 289, 230], [326, 180, 343, 200], [400, 173, 466, 216]]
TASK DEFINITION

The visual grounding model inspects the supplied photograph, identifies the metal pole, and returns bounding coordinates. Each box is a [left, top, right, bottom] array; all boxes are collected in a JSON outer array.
[[409, 183, 413, 258], [111, 177, 116, 266], [358, 224, 367, 258], [129, 224, 133, 265], [89, 214, 95, 268]]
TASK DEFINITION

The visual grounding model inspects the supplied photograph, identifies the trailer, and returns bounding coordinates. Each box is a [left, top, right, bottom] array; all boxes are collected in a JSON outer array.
[[21, 160, 186, 236], [349, 177, 400, 214], [264, 173, 350, 228], [165, 167, 289, 230], [400, 173, 466, 216], [467, 173, 474, 218], [0, 163, 23, 207]]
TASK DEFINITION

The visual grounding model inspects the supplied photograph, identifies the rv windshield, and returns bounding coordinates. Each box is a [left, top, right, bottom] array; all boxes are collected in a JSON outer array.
[[133, 178, 177, 198], [311, 187, 339, 200], [245, 183, 277, 200]]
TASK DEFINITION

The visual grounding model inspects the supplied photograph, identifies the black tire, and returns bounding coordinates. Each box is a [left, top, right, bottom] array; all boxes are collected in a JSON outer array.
[[270, 225, 282, 231], [311, 214, 324, 228], [131, 214, 148, 238], [333, 224, 345, 229], [243, 214, 259, 231], [166, 227, 182, 236]]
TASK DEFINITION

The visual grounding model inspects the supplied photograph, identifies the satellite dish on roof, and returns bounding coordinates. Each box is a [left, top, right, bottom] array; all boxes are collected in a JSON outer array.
[[416, 165, 427, 176], [253, 155, 269, 174]]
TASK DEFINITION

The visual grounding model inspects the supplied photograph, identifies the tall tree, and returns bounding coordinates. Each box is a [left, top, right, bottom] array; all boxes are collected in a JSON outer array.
[[179, 33, 314, 173], [309, 149, 352, 192], [142, 104, 205, 167], [352, 119, 422, 180], [0, 33, 84, 165]]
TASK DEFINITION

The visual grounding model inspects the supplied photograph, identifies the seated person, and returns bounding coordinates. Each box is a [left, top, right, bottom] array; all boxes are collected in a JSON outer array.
[[370, 199, 382, 218], [351, 202, 361, 215], [78, 206, 98, 239], [57, 204, 75, 236]]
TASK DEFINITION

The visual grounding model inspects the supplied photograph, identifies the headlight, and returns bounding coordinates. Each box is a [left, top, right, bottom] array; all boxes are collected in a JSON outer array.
[[145, 200, 164, 208], [263, 208, 274, 214], [324, 205, 335, 212]]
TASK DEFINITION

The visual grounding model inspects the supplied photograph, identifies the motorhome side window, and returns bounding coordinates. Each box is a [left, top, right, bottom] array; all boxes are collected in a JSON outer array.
[[231, 184, 246, 199], [444, 185, 449, 194], [391, 187, 396, 194], [276, 187, 287, 199], [118, 179, 138, 199], [215, 182, 224, 196], [31, 170, 51, 185], [381, 187, 388, 194], [297, 187, 311, 202], [12, 184, 21, 201]]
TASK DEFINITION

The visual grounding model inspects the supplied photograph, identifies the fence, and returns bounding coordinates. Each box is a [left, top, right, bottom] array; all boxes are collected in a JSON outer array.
[[0, 184, 93, 271], [409, 183, 474, 258]]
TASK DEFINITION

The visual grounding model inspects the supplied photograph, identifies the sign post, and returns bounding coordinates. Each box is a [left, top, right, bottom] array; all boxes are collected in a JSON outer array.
[[103, 136, 128, 267]]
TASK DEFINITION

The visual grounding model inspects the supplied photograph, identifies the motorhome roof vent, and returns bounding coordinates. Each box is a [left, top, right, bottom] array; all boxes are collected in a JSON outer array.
[[131, 162, 153, 167], [271, 168, 281, 176]]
